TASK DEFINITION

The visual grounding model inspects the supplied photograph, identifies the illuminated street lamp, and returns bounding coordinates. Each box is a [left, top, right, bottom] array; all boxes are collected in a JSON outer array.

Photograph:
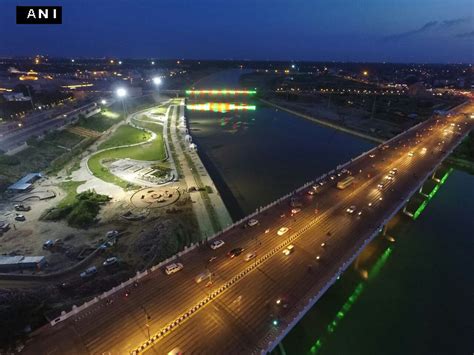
[[152, 77, 162, 86], [101, 99, 107, 105], [363, 70, 369, 76], [151, 61, 155, 65], [116, 88, 127, 117], [116, 87, 127, 98]]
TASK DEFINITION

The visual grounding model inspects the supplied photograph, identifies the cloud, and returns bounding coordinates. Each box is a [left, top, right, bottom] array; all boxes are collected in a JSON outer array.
[[455, 30, 474, 38], [383, 17, 472, 42], [383, 21, 438, 41], [439, 17, 470, 29]]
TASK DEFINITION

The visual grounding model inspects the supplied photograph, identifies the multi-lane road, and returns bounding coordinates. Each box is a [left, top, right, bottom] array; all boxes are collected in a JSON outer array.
[[22, 103, 473, 355]]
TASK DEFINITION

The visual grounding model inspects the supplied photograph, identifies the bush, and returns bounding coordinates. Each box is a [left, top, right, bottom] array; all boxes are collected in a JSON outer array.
[[42, 190, 110, 228]]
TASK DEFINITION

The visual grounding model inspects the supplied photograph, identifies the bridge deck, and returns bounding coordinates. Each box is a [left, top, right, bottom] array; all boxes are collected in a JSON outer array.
[[22, 103, 473, 355]]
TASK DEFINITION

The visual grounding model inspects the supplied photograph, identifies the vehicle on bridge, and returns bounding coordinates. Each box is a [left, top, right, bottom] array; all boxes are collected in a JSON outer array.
[[195, 270, 211, 283], [337, 176, 354, 190], [277, 227, 289, 236], [165, 263, 183, 275], [210, 239, 225, 250]]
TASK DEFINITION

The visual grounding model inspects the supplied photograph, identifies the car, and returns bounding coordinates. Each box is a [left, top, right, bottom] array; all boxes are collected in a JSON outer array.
[[210, 239, 225, 250], [385, 175, 394, 181], [0, 221, 10, 233], [247, 218, 259, 227], [319, 181, 326, 186], [330, 175, 336, 180], [368, 202, 373, 207], [346, 205, 356, 214], [357, 210, 363, 217], [291, 208, 301, 214], [389, 168, 398, 175], [165, 263, 184, 275], [105, 230, 119, 238], [195, 270, 211, 283], [15, 214, 26, 221], [244, 252, 256, 261], [307, 189, 315, 196], [228, 248, 244, 258], [14, 204, 31, 212], [277, 227, 289, 236], [43, 240, 54, 249], [282, 244, 295, 255], [103, 257, 119, 267], [408, 151, 414, 157], [80, 266, 97, 279], [377, 182, 386, 190]]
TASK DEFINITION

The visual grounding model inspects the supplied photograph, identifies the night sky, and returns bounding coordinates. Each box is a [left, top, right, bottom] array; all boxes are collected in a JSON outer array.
[[1, 0, 473, 63]]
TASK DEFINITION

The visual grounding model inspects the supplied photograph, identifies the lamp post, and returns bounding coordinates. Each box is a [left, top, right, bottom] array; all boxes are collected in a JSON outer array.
[[116, 87, 127, 118]]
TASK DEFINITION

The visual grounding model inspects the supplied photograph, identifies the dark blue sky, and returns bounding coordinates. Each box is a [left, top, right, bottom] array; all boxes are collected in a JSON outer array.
[[1, 0, 473, 63]]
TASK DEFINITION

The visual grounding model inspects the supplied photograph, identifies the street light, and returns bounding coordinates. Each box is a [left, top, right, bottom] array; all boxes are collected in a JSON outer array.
[[116, 88, 127, 117], [101, 99, 107, 105], [152, 77, 162, 86], [116, 87, 127, 98]]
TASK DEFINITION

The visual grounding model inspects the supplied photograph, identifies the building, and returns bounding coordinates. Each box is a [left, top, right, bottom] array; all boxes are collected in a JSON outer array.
[[7, 173, 42, 193], [0, 255, 46, 272], [3, 92, 31, 101]]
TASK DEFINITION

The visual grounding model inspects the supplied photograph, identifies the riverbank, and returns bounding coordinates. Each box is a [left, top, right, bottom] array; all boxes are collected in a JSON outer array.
[[260, 98, 384, 144]]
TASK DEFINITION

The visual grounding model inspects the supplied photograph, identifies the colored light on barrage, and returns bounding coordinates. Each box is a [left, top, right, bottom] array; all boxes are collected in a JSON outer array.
[[185, 89, 257, 95], [186, 103, 256, 112]]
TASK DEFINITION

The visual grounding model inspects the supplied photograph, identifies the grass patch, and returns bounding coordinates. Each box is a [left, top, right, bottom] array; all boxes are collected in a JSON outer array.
[[87, 121, 165, 188], [42, 189, 111, 228], [76, 109, 123, 132], [98, 125, 151, 150], [57, 180, 84, 208], [42, 130, 83, 149]]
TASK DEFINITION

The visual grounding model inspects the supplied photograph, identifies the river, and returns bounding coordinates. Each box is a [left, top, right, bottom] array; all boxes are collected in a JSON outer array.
[[187, 69, 473, 355]]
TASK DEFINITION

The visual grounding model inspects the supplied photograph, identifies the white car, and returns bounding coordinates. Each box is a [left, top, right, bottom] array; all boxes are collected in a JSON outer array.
[[277, 227, 289, 236], [210, 240, 225, 250], [291, 208, 301, 214], [369, 154, 375, 158], [282, 244, 295, 255], [247, 219, 259, 227], [244, 252, 256, 261], [165, 263, 183, 275], [408, 151, 414, 157], [346, 205, 356, 214]]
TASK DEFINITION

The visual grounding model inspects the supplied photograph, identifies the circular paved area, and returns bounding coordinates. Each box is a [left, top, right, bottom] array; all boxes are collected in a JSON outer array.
[[130, 186, 180, 208]]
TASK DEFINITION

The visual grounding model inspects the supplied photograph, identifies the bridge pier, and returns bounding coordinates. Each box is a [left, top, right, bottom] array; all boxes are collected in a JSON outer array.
[[402, 205, 413, 218]]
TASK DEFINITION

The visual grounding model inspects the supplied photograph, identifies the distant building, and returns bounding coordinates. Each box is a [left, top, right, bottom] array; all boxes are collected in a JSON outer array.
[[7, 173, 42, 193], [407, 82, 429, 98], [0, 255, 46, 272], [3, 92, 31, 101]]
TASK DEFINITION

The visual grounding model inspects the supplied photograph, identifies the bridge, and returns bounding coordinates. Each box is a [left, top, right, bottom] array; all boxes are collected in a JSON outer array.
[[22, 102, 473, 354]]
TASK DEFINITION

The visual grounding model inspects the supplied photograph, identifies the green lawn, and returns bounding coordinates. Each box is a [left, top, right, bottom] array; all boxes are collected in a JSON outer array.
[[76, 108, 123, 132], [87, 121, 166, 188], [98, 125, 151, 150], [57, 180, 85, 208]]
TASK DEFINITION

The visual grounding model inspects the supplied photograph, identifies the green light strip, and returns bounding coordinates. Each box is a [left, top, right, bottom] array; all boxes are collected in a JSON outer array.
[[308, 247, 393, 354], [185, 89, 257, 95], [413, 168, 453, 220], [186, 103, 256, 112]]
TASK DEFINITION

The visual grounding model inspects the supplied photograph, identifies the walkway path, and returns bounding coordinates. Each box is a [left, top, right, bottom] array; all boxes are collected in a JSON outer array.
[[168, 101, 232, 238], [177, 101, 233, 230]]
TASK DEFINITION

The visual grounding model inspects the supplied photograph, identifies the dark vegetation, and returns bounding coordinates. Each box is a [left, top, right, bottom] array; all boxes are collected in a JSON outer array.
[[42, 190, 111, 228]]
